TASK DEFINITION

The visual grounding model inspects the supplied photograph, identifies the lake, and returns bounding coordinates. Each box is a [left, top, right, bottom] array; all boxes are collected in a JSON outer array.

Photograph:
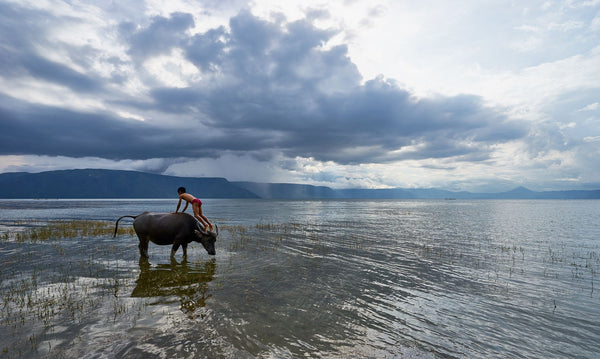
[[1, 199, 599, 358]]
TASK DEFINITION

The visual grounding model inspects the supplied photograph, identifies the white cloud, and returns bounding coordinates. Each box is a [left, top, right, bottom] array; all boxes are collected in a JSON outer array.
[[578, 102, 599, 111], [584, 136, 600, 142], [548, 20, 585, 32], [142, 49, 201, 87]]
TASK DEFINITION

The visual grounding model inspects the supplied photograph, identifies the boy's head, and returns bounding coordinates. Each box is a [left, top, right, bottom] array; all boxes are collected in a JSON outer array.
[[177, 187, 186, 194]]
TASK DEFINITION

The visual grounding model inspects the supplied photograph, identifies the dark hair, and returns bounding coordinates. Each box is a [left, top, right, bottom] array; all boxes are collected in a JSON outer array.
[[177, 187, 186, 193]]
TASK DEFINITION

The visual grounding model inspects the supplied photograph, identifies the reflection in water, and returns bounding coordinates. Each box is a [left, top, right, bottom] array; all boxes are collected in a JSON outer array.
[[2, 200, 599, 358], [132, 257, 216, 315]]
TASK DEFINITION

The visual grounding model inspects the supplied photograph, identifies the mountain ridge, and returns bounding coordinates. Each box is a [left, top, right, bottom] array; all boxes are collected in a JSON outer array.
[[0, 169, 259, 199], [1, 169, 599, 199]]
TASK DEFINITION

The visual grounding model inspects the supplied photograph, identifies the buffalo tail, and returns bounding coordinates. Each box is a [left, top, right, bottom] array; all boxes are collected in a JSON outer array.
[[113, 215, 137, 237]]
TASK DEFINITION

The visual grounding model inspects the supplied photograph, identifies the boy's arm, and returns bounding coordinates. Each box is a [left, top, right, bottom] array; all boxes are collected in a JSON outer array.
[[181, 201, 189, 212], [173, 198, 182, 213]]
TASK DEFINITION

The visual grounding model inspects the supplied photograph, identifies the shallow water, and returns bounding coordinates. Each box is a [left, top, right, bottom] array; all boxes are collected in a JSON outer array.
[[1, 199, 599, 358]]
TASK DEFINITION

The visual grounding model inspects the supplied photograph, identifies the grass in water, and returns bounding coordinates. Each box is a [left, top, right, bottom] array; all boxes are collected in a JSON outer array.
[[0, 220, 141, 357], [2, 220, 135, 242]]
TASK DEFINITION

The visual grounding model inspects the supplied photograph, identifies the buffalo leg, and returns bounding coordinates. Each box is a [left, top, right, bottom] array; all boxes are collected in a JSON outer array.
[[137, 235, 149, 258], [181, 243, 188, 257], [171, 243, 180, 257], [171, 237, 187, 257]]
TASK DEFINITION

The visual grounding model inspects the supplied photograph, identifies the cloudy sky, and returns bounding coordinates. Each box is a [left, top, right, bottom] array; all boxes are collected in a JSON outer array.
[[1, 0, 599, 191]]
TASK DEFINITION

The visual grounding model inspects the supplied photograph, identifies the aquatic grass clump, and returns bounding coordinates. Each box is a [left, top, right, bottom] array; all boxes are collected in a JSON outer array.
[[2, 220, 135, 242], [222, 222, 331, 256], [255, 222, 303, 232], [0, 245, 146, 357], [222, 225, 252, 252]]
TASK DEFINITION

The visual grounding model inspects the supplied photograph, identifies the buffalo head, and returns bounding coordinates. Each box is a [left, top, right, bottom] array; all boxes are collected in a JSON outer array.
[[194, 224, 218, 255]]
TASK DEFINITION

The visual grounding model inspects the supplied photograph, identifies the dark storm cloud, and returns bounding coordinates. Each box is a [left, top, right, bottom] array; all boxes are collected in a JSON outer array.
[[186, 26, 228, 72], [173, 10, 526, 164], [0, 6, 528, 165], [123, 12, 195, 60], [22, 55, 102, 93], [0, 2, 105, 93], [0, 2, 43, 55], [0, 94, 208, 159]]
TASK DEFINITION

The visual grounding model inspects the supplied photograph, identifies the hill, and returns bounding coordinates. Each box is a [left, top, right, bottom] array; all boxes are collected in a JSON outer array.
[[232, 182, 338, 199], [232, 181, 600, 199], [0, 169, 259, 199], [1, 169, 599, 199]]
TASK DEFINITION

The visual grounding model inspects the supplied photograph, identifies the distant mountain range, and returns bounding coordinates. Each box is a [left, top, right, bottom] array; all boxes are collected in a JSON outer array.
[[0, 169, 258, 199], [1, 169, 599, 199], [233, 182, 600, 199]]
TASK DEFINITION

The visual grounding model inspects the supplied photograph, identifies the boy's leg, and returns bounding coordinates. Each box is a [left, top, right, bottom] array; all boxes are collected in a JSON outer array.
[[193, 203, 209, 229], [197, 204, 213, 230], [201, 215, 213, 230]]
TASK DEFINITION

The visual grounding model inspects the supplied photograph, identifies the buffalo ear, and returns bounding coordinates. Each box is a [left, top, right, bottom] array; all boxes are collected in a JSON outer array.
[[194, 229, 207, 237]]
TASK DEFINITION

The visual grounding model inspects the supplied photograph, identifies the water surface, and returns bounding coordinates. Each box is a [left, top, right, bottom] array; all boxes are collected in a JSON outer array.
[[1, 199, 599, 358]]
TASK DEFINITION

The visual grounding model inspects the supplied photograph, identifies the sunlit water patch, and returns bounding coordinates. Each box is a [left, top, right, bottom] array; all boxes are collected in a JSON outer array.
[[0, 199, 599, 358]]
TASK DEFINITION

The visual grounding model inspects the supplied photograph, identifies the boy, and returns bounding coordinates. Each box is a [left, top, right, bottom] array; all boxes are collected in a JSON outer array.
[[173, 187, 213, 231]]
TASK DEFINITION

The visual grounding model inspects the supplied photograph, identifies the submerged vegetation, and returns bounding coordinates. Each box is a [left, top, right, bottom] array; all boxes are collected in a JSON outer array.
[[0, 220, 142, 357], [1, 219, 135, 242], [0, 220, 329, 356]]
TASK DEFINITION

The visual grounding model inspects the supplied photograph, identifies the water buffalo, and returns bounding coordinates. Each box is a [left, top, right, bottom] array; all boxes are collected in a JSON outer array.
[[113, 212, 218, 258]]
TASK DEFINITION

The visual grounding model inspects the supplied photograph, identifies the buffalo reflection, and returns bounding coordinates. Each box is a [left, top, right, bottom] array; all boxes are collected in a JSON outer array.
[[132, 257, 216, 315]]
